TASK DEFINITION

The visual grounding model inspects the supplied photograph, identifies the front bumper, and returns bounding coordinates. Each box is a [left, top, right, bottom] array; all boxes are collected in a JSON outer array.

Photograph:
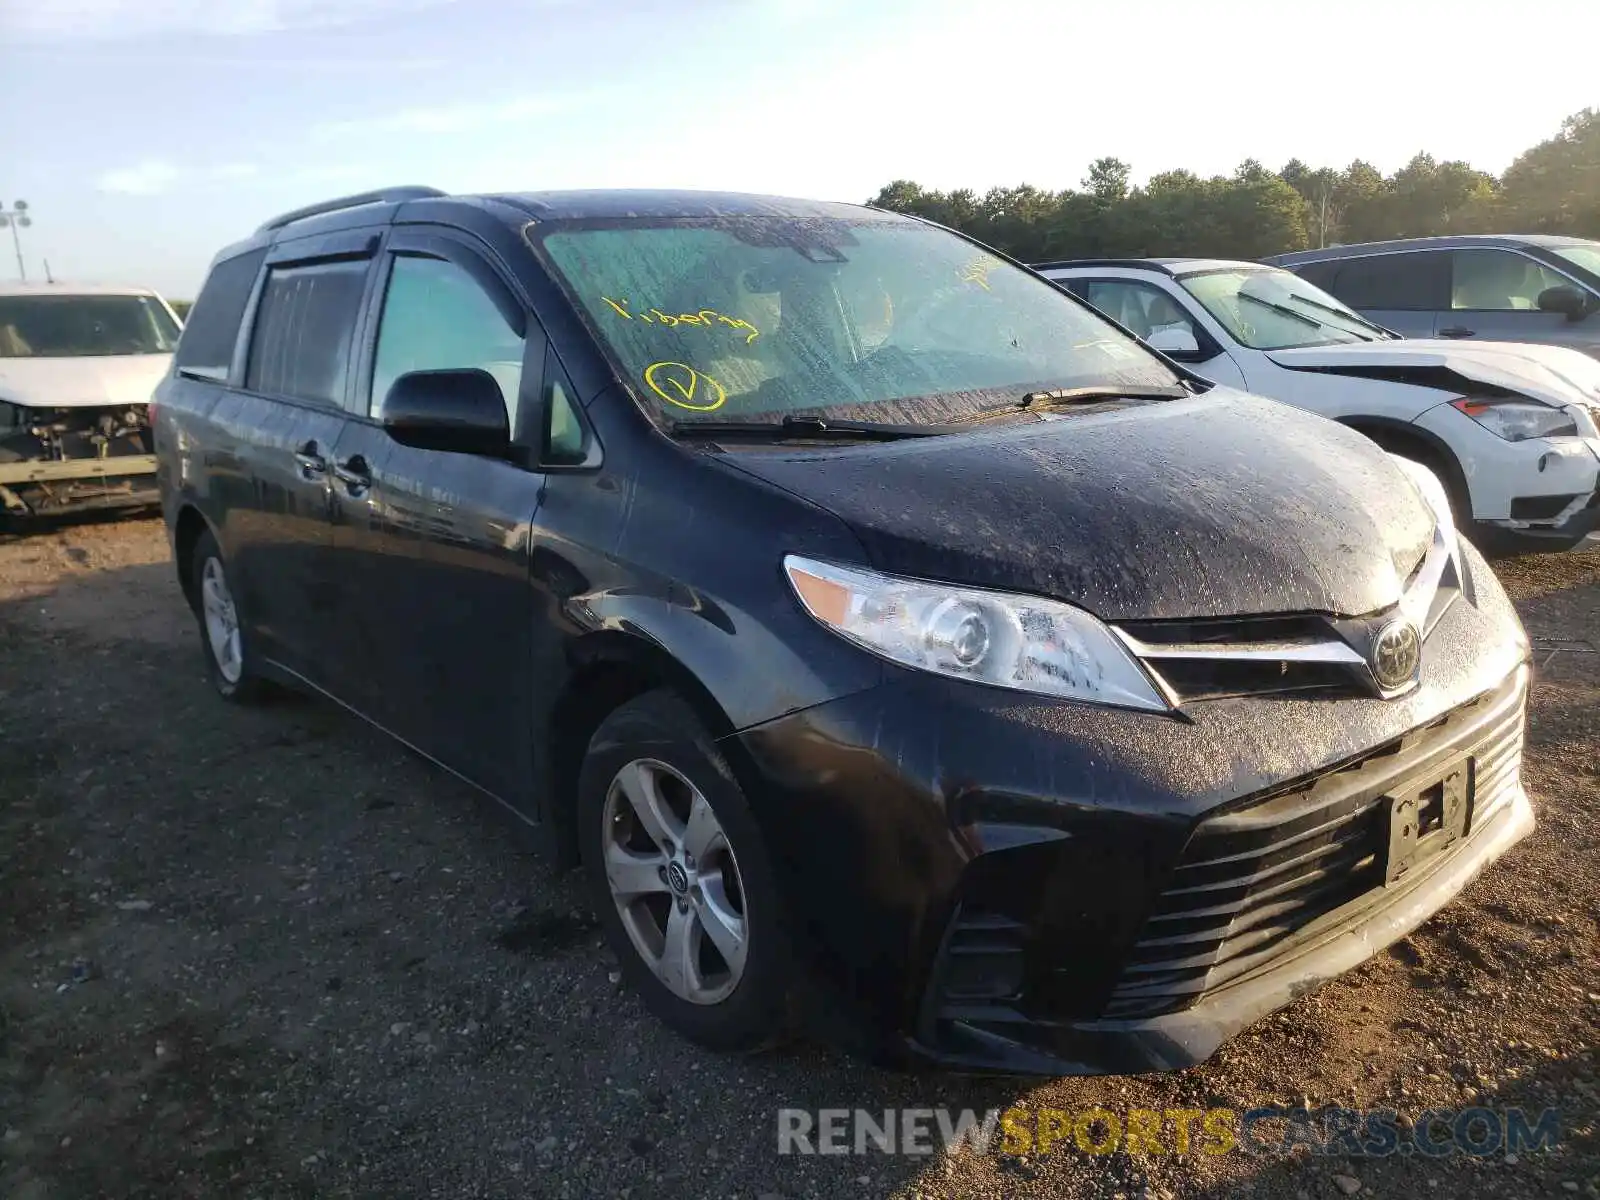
[[731, 560, 1531, 1075], [909, 670, 1531, 1074], [1472, 486, 1600, 554], [0, 453, 160, 517]]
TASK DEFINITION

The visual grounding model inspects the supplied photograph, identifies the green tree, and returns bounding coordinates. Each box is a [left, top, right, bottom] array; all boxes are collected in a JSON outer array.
[[1083, 157, 1131, 202], [868, 109, 1600, 260], [1499, 108, 1600, 234]]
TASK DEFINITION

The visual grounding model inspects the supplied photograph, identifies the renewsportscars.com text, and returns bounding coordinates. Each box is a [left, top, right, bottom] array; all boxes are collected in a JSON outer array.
[[777, 1105, 1562, 1159]]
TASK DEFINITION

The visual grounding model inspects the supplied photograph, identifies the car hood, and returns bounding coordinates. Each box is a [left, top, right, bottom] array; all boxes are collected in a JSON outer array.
[[0, 354, 171, 410], [720, 389, 1437, 621], [1267, 339, 1600, 410]]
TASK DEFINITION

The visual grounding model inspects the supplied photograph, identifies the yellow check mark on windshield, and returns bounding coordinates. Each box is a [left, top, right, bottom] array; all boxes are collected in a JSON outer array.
[[644, 361, 727, 413]]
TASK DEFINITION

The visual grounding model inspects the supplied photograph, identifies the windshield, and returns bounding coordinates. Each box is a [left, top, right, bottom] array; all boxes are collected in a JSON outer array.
[[1179, 267, 1386, 350], [536, 217, 1180, 425], [1548, 243, 1600, 281], [0, 294, 181, 358]]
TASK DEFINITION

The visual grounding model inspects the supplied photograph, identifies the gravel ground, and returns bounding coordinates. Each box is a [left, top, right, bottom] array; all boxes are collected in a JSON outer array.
[[1, 517, 1596, 1200]]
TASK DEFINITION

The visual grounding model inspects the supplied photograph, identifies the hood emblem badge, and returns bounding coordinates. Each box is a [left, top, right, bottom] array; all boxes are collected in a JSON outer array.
[[1370, 618, 1422, 692]]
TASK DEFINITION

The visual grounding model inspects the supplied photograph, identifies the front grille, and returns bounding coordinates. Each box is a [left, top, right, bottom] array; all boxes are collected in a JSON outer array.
[[1114, 522, 1463, 704], [935, 907, 1027, 1004], [1103, 671, 1526, 1020], [1117, 613, 1374, 702]]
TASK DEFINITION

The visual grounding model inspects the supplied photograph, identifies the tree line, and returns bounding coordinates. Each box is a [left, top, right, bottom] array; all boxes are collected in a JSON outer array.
[[868, 109, 1600, 263]]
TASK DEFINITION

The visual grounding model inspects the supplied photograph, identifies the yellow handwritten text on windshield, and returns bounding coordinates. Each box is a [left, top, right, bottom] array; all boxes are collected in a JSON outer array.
[[644, 361, 728, 413], [958, 256, 997, 291], [602, 296, 760, 344]]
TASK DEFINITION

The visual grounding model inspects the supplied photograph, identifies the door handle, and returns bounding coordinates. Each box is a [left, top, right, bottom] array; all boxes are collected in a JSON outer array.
[[1437, 325, 1476, 339], [333, 455, 372, 495], [294, 441, 327, 477]]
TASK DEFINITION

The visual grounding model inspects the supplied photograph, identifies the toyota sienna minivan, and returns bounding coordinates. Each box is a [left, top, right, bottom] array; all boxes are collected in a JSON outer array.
[[153, 186, 1533, 1074]]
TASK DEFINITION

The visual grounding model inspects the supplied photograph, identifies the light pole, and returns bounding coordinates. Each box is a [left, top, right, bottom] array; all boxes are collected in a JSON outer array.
[[0, 200, 33, 282]]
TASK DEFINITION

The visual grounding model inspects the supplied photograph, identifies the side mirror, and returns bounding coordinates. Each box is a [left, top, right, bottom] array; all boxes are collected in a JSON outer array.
[[380, 368, 511, 457], [1537, 284, 1590, 321], [1146, 326, 1202, 356]]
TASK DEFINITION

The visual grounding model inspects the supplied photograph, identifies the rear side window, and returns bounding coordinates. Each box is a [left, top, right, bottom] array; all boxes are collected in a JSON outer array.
[[1292, 260, 1342, 292], [1327, 252, 1450, 310], [173, 249, 265, 381], [246, 258, 369, 405]]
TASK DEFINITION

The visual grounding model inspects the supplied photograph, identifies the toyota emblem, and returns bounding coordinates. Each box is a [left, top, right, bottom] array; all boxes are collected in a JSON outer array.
[[1370, 618, 1421, 691]]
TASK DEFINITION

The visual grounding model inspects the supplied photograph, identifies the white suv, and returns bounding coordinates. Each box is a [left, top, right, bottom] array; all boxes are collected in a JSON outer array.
[[1035, 258, 1600, 554]]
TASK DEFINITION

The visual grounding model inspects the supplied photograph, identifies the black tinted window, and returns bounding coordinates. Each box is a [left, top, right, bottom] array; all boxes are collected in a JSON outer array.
[[1327, 252, 1449, 310], [246, 258, 369, 405], [173, 249, 265, 380], [1293, 260, 1342, 292]]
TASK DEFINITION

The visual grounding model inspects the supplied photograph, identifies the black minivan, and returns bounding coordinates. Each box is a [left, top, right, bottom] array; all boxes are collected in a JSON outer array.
[[154, 186, 1533, 1075]]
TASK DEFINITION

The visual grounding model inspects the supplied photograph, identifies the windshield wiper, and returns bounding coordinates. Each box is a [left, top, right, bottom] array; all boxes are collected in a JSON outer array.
[[666, 415, 948, 442], [952, 384, 1191, 424], [1275, 291, 1391, 339], [1235, 291, 1325, 329]]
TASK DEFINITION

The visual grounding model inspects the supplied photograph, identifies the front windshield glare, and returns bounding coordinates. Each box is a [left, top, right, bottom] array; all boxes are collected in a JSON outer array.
[[538, 218, 1180, 424], [1180, 269, 1380, 351], [0, 295, 181, 358]]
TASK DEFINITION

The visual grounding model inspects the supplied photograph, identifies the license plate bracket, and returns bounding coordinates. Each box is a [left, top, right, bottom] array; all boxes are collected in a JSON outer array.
[[1384, 758, 1472, 886]]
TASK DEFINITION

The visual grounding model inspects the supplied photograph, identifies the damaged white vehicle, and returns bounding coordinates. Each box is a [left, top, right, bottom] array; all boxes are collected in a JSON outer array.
[[0, 284, 180, 523], [1035, 258, 1600, 554]]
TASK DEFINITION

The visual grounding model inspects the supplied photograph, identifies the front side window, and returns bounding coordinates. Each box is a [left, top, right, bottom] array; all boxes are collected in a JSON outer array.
[[1548, 243, 1600, 281], [1180, 267, 1385, 350], [1451, 249, 1570, 311], [1079, 279, 1201, 344], [0, 294, 180, 358], [536, 217, 1177, 425], [370, 255, 526, 425], [246, 258, 368, 405]]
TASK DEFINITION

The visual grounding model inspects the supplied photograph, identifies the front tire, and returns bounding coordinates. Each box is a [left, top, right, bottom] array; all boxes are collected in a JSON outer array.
[[188, 528, 271, 703], [578, 689, 791, 1053]]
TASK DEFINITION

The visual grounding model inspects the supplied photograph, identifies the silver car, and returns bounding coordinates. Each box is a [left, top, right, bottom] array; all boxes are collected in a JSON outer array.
[[1266, 235, 1600, 358]]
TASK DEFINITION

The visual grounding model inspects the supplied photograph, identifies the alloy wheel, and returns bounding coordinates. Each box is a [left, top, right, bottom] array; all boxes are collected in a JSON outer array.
[[601, 757, 749, 1005], [200, 556, 243, 684]]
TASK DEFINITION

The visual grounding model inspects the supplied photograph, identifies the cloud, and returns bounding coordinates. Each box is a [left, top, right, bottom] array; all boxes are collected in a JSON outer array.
[[5, 0, 460, 40], [95, 161, 183, 195], [311, 92, 598, 140], [96, 161, 259, 195]]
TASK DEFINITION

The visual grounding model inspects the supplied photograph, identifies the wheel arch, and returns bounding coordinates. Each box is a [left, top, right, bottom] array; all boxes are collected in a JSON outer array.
[[172, 502, 217, 611], [543, 631, 744, 868]]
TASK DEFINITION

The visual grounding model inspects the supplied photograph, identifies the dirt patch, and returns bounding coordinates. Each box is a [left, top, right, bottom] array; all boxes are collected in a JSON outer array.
[[2, 519, 1597, 1199]]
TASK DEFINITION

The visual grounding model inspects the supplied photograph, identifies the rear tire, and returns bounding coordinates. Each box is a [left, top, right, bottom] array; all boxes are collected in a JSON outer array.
[[188, 528, 271, 703], [577, 689, 792, 1054]]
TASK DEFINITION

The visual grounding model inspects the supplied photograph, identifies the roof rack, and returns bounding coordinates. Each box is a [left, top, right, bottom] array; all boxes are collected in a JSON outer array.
[[256, 186, 447, 234]]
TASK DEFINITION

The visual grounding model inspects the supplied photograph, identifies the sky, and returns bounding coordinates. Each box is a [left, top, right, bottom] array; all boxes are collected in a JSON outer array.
[[1, 0, 1596, 298]]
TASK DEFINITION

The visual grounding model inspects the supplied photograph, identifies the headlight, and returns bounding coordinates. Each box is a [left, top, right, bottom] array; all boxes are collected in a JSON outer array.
[[1450, 397, 1577, 441], [784, 555, 1170, 712]]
